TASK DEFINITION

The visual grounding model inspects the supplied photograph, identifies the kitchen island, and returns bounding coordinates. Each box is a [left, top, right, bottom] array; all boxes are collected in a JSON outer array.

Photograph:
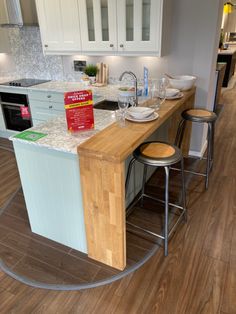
[[12, 88, 195, 270]]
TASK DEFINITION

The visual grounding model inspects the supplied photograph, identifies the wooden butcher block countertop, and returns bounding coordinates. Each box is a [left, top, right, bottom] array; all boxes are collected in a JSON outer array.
[[77, 88, 196, 162]]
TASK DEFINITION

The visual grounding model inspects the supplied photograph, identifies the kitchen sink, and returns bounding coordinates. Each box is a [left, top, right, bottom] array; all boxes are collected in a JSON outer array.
[[93, 100, 119, 111]]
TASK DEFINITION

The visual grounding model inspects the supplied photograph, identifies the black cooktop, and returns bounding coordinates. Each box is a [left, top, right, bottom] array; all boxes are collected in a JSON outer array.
[[1, 78, 51, 87]]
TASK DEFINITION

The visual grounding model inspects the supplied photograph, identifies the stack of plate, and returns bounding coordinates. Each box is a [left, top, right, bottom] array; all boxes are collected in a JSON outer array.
[[126, 107, 158, 122]]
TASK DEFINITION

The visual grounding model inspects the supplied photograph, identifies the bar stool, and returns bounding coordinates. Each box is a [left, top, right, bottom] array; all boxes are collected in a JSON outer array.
[[175, 108, 217, 189], [125, 141, 187, 256]]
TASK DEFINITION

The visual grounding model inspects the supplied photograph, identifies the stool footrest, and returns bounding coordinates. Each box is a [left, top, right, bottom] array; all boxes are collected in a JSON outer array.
[[143, 193, 185, 211], [127, 210, 186, 242], [171, 167, 207, 177]]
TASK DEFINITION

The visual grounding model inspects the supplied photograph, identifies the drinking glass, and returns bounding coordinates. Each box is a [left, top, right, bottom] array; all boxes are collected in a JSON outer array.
[[150, 78, 167, 110], [117, 96, 129, 127]]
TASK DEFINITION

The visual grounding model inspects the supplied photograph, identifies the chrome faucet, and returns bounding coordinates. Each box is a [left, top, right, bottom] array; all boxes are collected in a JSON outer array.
[[119, 71, 138, 106]]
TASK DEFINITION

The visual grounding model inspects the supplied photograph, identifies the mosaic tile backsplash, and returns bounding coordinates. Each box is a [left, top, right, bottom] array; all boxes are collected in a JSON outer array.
[[0, 27, 167, 82], [1, 27, 64, 80]]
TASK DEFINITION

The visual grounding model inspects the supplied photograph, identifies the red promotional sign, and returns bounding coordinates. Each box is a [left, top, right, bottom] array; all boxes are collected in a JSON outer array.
[[20, 106, 31, 119], [64, 90, 94, 132]]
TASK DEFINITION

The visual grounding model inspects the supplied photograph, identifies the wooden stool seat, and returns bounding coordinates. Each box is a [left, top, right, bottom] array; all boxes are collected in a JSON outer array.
[[175, 108, 218, 189], [133, 142, 182, 167], [182, 108, 217, 123]]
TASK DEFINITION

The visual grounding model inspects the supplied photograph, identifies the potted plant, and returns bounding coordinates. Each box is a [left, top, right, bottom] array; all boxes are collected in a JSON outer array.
[[84, 64, 98, 83]]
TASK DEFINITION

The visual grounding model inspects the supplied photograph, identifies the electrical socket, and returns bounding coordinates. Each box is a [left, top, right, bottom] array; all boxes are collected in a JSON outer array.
[[74, 60, 86, 72]]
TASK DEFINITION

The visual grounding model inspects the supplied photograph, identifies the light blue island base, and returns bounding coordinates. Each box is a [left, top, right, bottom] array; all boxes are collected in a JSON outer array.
[[12, 122, 168, 255], [13, 141, 88, 253]]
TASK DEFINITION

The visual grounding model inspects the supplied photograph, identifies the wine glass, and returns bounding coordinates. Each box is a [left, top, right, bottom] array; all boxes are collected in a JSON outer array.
[[118, 95, 129, 127], [150, 78, 167, 110]]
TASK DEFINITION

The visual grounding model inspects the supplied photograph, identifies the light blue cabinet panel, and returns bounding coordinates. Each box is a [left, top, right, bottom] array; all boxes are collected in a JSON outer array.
[[13, 141, 87, 253], [28, 90, 64, 103]]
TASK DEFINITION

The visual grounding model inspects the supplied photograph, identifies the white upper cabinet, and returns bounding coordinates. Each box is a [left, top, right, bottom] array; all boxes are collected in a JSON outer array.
[[78, 0, 117, 52], [36, 0, 168, 55], [36, 0, 81, 53], [117, 0, 162, 54]]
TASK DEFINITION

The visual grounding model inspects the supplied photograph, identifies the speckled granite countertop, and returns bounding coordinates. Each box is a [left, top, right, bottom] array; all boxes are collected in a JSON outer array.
[[0, 78, 149, 103], [11, 109, 116, 155], [28, 81, 136, 103]]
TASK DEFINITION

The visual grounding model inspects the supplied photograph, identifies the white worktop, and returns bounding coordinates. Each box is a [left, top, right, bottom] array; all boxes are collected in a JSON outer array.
[[11, 109, 116, 155]]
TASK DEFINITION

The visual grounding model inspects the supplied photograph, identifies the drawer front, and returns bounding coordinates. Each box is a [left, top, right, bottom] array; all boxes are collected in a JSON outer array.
[[28, 90, 64, 103], [31, 109, 63, 121], [30, 100, 65, 121], [30, 99, 65, 113]]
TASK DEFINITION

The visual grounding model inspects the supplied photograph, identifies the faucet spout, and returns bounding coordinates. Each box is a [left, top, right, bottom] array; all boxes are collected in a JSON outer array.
[[119, 71, 138, 106]]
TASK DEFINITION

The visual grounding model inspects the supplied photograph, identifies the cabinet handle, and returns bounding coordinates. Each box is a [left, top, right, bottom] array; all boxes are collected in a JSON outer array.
[[110, 44, 114, 48], [49, 105, 53, 109], [44, 44, 48, 48], [120, 44, 124, 48], [47, 95, 52, 98]]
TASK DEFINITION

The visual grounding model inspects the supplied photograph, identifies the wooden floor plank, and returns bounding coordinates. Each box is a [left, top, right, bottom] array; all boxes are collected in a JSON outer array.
[[0, 232, 101, 282]]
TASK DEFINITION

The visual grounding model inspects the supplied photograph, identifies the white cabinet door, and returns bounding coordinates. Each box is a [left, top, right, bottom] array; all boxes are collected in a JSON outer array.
[[78, 0, 117, 52], [36, 0, 81, 53], [117, 0, 162, 54]]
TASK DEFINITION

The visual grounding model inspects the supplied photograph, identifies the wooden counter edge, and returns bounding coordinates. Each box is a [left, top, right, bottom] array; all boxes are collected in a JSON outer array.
[[77, 88, 196, 163]]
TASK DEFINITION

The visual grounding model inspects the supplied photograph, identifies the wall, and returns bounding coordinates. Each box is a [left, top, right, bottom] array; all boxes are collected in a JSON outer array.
[[168, 0, 224, 155]]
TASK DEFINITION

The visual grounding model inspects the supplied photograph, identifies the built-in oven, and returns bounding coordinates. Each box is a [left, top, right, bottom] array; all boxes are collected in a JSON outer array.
[[0, 92, 32, 132]]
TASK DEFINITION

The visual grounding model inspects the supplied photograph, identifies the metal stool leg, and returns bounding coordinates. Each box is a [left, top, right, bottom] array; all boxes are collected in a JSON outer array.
[[210, 121, 215, 172], [125, 157, 136, 197], [180, 157, 187, 222], [175, 119, 187, 148], [141, 164, 148, 206], [205, 123, 212, 190], [164, 166, 169, 256]]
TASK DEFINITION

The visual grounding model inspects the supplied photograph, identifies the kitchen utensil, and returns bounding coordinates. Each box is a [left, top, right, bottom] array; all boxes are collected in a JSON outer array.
[[164, 73, 175, 79]]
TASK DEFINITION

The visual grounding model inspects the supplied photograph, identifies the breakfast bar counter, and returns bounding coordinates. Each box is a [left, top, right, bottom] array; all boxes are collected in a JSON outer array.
[[77, 88, 195, 270], [11, 87, 195, 271]]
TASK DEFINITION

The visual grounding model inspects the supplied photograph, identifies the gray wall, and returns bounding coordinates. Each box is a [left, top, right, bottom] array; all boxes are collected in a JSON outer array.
[[168, 0, 224, 154]]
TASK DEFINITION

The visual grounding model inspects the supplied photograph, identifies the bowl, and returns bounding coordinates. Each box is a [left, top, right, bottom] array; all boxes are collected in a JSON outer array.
[[127, 107, 154, 119], [168, 75, 196, 91], [165, 88, 180, 97]]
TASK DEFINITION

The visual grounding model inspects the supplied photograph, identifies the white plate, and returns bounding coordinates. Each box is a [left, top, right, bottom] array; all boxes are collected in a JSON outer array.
[[165, 92, 184, 100], [125, 112, 159, 123]]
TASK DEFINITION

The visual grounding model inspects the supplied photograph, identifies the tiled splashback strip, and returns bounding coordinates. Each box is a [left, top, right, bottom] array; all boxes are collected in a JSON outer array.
[[0, 28, 167, 82]]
